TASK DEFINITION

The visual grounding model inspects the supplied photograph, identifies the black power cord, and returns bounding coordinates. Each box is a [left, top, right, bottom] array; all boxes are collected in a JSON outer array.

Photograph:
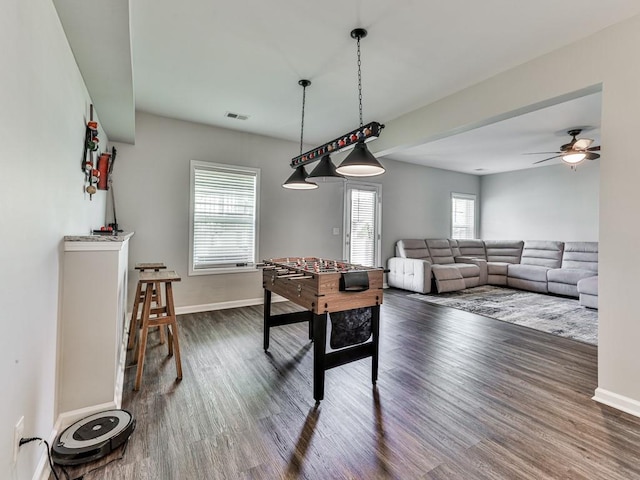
[[19, 435, 130, 480], [19, 437, 68, 480]]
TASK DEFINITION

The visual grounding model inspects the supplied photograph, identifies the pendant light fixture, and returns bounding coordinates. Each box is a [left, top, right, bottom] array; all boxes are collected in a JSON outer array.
[[283, 80, 318, 190], [335, 28, 385, 177], [308, 154, 345, 181]]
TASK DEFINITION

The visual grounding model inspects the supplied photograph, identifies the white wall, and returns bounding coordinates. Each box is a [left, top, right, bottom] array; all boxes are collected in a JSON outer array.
[[0, 1, 107, 478], [375, 15, 640, 415], [480, 161, 599, 240]]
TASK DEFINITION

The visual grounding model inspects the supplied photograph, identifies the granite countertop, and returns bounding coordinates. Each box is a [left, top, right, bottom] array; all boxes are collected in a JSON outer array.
[[64, 232, 134, 242]]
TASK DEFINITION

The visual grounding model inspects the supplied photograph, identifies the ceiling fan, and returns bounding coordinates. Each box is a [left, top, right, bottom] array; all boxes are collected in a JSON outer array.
[[526, 129, 601, 165]]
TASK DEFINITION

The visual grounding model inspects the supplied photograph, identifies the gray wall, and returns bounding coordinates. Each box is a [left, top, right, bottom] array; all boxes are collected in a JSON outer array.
[[113, 113, 480, 309], [0, 1, 108, 477], [480, 161, 599, 241], [113, 112, 345, 309], [378, 158, 480, 260]]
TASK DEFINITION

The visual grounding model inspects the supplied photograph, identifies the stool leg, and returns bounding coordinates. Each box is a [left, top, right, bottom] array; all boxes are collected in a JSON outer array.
[[154, 281, 166, 345], [127, 281, 143, 350], [134, 282, 154, 391], [166, 282, 183, 380]]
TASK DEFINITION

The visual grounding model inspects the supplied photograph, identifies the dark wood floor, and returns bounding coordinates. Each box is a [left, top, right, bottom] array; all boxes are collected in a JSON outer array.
[[57, 289, 640, 479]]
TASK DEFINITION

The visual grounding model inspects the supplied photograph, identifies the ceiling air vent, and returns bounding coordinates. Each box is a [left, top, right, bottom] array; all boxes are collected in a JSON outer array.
[[225, 111, 250, 121]]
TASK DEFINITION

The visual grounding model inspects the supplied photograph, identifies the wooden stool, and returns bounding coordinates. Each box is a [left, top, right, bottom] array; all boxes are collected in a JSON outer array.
[[134, 270, 183, 390], [127, 263, 167, 350]]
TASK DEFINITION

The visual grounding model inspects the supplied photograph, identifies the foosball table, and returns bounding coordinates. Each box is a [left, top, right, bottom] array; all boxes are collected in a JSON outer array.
[[260, 257, 384, 402]]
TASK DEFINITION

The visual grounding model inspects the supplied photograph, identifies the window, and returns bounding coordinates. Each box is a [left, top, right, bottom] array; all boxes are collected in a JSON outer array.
[[189, 160, 260, 275], [344, 183, 381, 267], [451, 193, 476, 239]]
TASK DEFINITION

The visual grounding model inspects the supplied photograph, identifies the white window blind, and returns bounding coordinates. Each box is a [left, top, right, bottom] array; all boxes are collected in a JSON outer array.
[[190, 161, 259, 273], [349, 188, 377, 267], [451, 193, 476, 240]]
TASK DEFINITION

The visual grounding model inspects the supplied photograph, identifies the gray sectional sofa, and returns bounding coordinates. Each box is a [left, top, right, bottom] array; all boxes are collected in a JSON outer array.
[[388, 238, 598, 309]]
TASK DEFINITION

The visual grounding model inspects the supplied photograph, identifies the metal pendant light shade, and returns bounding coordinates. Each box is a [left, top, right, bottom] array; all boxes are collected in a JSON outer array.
[[282, 165, 318, 189], [336, 141, 385, 177], [283, 79, 318, 190], [308, 154, 345, 181], [335, 28, 384, 177]]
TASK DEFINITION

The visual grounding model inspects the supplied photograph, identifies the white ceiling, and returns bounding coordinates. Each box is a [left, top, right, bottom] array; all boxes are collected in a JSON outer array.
[[388, 91, 603, 175], [54, 1, 640, 173]]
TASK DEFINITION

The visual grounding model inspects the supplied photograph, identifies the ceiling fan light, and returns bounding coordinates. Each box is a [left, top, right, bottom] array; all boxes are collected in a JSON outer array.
[[282, 166, 318, 189], [307, 155, 345, 181], [336, 142, 385, 177], [562, 152, 587, 165]]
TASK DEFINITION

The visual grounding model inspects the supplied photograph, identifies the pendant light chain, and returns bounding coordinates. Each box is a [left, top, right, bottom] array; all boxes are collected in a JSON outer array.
[[356, 35, 363, 128], [299, 83, 307, 155]]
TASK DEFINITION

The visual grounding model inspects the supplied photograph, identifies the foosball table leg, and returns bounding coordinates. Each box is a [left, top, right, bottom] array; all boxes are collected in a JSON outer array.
[[263, 289, 271, 351], [313, 312, 327, 403], [371, 304, 380, 385], [308, 313, 314, 341]]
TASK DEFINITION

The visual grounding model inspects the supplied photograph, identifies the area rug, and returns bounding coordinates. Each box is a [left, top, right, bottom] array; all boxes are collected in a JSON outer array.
[[407, 285, 597, 345]]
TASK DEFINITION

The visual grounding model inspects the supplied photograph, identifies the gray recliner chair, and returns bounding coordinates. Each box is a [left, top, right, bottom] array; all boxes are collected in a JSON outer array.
[[547, 242, 598, 297], [426, 239, 482, 293], [507, 241, 564, 293]]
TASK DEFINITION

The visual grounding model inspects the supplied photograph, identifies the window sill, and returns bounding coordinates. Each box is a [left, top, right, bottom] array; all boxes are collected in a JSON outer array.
[[188, 265, 259, 276]]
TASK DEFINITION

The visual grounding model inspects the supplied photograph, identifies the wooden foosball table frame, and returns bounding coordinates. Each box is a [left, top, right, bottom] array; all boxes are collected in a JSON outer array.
[[260, 258, 384, 402]]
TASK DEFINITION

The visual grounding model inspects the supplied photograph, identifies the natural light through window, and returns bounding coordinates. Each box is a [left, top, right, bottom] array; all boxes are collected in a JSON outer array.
[[451, 193, 476, 240], [189, 160, 260, 274]]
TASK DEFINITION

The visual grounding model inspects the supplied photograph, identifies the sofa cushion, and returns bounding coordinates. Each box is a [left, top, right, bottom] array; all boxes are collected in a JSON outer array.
[[577, 276, 598, 296], [507, 264, 550, 282], [426, 239, 455, 264], [484, 240, 524, 264], [431, 265, 466, 292], [451, 263, 481, 278], [487, 262, 509, 276], [520, 240, 564, 268], [396, 239, 430, 260], [562, 242, 598, 272], [457, 239, 486, 259], [448, 239, 461, 257], [547, 268, 596, 286]]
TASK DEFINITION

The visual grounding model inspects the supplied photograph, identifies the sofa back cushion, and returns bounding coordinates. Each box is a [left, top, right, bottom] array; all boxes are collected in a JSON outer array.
[[562, 242, 598, 272], [396, 239, 430, 260], [484, 240, 524, 264], [520, 240, 564, 268], [426, 239, 455, 264], [448, 239, 461, 257], [456, 239, 487, 259]]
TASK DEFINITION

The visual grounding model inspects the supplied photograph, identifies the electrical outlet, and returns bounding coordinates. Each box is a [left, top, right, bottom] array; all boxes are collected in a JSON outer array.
[[13, 416, 24, 464]]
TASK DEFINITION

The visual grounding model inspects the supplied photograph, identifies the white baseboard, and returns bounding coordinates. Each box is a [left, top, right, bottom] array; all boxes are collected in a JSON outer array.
[[592, 387, 640, 418], [174, 294, 287, 315]]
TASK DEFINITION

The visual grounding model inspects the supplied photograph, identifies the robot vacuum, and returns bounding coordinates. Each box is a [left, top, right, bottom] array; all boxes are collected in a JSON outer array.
[[52, 409, 135, 465]]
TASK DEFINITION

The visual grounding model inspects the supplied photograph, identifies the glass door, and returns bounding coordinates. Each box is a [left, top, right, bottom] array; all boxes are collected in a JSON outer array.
[[344, 182, 382, 267]]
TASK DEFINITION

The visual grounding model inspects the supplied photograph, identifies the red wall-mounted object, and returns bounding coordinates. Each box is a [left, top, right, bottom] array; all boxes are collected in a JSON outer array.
[[97, 152, 111, 190]]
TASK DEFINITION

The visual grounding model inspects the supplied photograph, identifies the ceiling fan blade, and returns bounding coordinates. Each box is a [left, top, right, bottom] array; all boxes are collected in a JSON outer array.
[[533, 155, 562, 164], [586, 152, 600, 160], [587, 145, 600, 152], [522, 152, 561, 155], [574, 138, 594, 150]]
